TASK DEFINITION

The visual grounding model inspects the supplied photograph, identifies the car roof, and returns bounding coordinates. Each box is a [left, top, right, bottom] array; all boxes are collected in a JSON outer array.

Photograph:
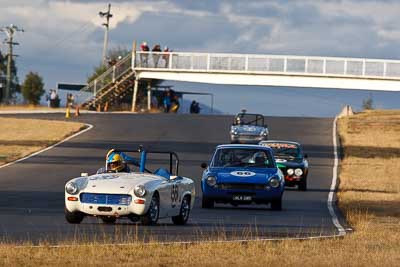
[[216, 144, 273, 151], [260, 140, 301, 146]]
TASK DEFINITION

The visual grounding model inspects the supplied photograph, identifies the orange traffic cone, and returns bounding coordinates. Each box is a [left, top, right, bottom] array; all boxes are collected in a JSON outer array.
[[65, 107, 70, 118], [104, 102, 109, 112], [96, 104, 101, 112], [74, 105, 80, 117]]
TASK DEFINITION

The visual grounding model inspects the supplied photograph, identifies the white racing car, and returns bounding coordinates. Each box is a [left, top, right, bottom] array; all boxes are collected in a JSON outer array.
[[65, 147, 195, 225]]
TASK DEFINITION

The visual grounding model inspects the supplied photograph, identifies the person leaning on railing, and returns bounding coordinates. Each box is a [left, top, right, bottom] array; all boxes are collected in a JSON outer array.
[[152, 44, 161, 68], [162, 46, 170, 68], [140, 41, 149, 67]]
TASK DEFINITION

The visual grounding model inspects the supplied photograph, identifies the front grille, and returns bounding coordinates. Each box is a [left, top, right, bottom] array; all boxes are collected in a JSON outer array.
[[218, 183, 266, 191], [238, 134, 260, 138], [80, 193, 132, 205]]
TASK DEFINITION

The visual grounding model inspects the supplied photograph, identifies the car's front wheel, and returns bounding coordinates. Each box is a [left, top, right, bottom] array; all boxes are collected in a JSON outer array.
[[172, 195, 191, 225], [270, 198, 282, 211], [65, 208, 84, 224], [141, 193, 160, 225], [201, 197, 214, 209]]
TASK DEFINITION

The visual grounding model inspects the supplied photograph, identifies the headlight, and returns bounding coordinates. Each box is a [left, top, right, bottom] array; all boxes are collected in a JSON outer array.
[[260, 130, 268, 136], [287, 168, 294, 176], [66, 182, 79, 195], [295, 168, 303, 176], [206, 176, 217, 187], [269, 177, 280, 188], [134, 185, 146, 197]]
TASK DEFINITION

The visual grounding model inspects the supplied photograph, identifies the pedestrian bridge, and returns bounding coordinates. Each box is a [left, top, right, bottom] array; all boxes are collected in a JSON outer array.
[[77, 50, 400, 110]]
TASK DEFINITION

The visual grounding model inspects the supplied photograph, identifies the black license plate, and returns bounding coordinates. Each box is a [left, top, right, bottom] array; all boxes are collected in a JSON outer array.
[[232, 195, 252, 201]]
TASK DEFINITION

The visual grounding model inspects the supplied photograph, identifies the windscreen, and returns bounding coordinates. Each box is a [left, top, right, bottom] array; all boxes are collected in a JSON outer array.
[[262, 143, 301, 159], [212, 148, 274, 168], [234, 114, 264, 126]]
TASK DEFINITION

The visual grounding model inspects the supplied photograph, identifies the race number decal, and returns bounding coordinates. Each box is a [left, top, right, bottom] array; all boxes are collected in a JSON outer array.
[[171, 184, 179, 208]]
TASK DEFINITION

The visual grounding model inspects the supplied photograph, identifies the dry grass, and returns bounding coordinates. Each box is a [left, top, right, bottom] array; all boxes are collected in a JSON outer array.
[[0, 117, 85, 164], [0, 110, 399, 266]]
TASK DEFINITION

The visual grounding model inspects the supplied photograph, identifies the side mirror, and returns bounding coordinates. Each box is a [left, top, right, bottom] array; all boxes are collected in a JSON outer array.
[[304, 154, 308, 159], [81, 172, 89, 177], [200, 162, 208, 169]]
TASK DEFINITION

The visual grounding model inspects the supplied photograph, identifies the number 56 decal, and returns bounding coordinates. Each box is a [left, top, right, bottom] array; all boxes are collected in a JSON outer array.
[[171, 184, 179, 208]]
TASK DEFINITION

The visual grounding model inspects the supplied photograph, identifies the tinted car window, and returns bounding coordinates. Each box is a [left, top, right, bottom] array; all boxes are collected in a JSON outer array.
[[212, 148, 274, 168]]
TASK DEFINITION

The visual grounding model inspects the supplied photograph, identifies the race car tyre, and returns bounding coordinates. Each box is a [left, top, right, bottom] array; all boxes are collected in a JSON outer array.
[[270, 198, 282, 211], [201, 197, 214, 209], [101, 216, 117, 224], [172, 195, 191, 225], [141, 193, 160, 225], [298, 178, 307, 191], [65, 208, 84, 224]]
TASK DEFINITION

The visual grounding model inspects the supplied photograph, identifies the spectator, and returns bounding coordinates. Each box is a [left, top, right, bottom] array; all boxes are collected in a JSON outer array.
[[163, 90, 172, 113], [162, 46, 170, 68], [140, 41, 149, 67], [193, 102, 200, 114], [170, 95, 180, 113], [152, 44, 162, 68], [50, 89, 60, 108], [151, 95, 158, 110], [45, 91, 50, 107], [190, 100, 196, 114]]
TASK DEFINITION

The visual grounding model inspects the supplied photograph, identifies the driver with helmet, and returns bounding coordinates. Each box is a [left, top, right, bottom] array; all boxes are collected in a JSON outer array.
[[97, 149, 131, 174]]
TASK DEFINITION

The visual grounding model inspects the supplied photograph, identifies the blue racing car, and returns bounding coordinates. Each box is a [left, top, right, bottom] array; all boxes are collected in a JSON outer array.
[[201, 144, 285, 210]]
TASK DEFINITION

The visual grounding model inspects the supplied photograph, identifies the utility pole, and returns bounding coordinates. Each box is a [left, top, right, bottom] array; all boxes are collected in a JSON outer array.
[[99, 3, 112, 66], [0, 24, 24, 103]]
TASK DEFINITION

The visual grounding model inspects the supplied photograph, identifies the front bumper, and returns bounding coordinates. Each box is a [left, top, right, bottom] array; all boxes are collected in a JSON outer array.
[[284, 175, 305, 186], [231, 135, 267, 144], [202, 183, 283, 204], [65, 193, 148, 217]]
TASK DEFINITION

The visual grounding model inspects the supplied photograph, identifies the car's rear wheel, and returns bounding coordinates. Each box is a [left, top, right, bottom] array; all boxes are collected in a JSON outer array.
[[65, 208, 84, 224], [141, 193, 160, 225], [270, 198, 282, 211], [298, 178, 307, 191], [101, 216, 116, 224], [172, 195, 191, 225], [201, 197, 214, 209]]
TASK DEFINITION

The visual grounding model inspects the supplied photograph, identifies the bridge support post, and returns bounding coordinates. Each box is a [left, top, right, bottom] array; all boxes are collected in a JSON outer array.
[[131, 78, 139, 112], [147, 81, 151, 111]]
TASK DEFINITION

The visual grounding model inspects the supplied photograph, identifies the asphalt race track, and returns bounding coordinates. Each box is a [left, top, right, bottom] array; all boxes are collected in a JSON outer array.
[[0, 113, 347, 244]]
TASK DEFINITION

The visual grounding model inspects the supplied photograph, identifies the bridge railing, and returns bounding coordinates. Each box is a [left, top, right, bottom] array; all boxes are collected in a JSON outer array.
[[134, 51, 400, 79], [75, 53, 133, 104]]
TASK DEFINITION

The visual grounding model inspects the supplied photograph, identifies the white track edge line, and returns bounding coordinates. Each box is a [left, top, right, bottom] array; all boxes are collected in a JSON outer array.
[[0, 123, 94, 170], [327, 116, 346, 235]]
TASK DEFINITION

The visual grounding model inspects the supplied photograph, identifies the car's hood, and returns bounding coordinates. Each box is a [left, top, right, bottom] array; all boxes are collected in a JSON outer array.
[[210, 167, 277, 184], [275, 158, 305, 168], [232, 125, 265, 135], [80, 173, 162, 194]]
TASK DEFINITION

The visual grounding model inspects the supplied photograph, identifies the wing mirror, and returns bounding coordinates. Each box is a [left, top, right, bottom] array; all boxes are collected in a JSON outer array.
[[200, 162, 208, 169], [81, 172, 89, 177], [304, 154, 308, 159]]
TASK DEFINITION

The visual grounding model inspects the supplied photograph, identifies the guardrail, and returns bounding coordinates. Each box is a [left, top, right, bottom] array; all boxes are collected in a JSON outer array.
[[76, 53, 133, 104], [135, 51, 400, 79]]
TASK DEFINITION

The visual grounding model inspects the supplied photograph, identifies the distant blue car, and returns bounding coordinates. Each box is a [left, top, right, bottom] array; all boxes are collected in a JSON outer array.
[[201, 144, 285, 210]]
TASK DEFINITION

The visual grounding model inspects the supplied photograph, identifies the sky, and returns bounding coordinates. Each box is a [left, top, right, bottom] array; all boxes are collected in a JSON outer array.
[[0, 0, 399, 115]]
